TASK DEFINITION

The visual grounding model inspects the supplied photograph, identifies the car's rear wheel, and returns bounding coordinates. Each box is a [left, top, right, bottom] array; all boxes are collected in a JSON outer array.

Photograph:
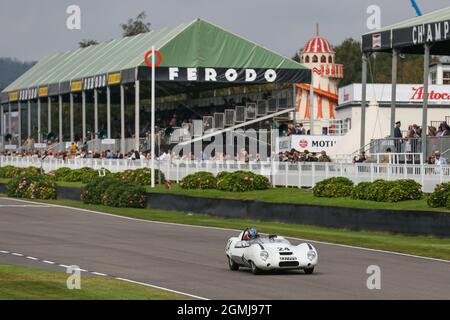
[[304, 267, 314, 275], [250, 261, 261, 275], [228, 256, 239, 271]]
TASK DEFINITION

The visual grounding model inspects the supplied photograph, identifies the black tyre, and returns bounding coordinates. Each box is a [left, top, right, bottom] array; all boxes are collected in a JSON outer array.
[[250, 261, 261, 275], [228, 256, 239, 271], [304, 267, 314, 275]]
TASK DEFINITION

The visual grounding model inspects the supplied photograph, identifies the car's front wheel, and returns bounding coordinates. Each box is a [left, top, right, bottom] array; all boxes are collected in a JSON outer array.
[[250, 261, 261, 275], [304, 267, 314, 275], [228, 256, 239, 271]]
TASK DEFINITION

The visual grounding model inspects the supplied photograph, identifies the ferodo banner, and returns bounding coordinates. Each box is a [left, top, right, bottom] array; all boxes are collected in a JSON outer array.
[[138, 67, 311, 84], [291, 135, 342, 153]]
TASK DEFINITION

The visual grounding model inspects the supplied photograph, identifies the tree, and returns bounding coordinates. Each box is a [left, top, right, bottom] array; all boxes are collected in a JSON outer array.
[[120, 11, 151, 37], [79, 39, 99, 48], [334, 38, 363, 87]]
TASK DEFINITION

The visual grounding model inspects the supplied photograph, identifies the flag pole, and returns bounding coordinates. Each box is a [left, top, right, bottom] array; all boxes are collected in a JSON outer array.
[[151, 46, 156, 188]]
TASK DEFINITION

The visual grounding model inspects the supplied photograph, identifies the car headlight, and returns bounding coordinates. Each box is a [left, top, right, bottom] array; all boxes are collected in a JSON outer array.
[[260, 250, 269, 261], [307, 250, 316, 261]]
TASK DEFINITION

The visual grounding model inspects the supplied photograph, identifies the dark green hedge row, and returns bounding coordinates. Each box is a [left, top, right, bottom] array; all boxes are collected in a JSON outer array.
[[427, 182, 450, 208], [313, 177, 423, 203], [7, 174, 57, 200], [179, 171, 270, 192], [81, 176, 147, 208]]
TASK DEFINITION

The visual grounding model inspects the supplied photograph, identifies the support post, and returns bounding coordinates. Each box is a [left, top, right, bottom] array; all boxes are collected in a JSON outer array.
[[82, 91, 86, 143], [292, 84, 296, 125], [27, 101, 30, 138], [422, 44, 430, 161], [120, 84, 125, 155], [8, 103, 12, 135], [37, 98, 41, 143], [17, 101, 21, 147], [107, 87, 111, 139], [70, 93, 74, 142], [48, 97, 52, 134], [309, 78, 314, 135], [360, 53, 368, 150], [390, 49, 398, 138], [94, 89, 98, 138], [59, 95, 63, 143], [0, 104, 3, 136], [135, 80, 140, 151], [151, 46, 156, 188]]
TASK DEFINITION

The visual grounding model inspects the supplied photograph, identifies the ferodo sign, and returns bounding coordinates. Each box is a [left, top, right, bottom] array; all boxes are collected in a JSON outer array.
[[291, 136, 342, 153], [139, 67, 311, 84]]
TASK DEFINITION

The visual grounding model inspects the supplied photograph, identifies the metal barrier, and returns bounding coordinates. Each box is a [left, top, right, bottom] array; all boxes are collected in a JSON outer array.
[[1, 156, 450, 193]]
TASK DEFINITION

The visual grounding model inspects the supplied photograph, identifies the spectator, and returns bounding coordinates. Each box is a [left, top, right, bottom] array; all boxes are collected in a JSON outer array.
[[394, 121, 402, 152], [434, 151, 447, 166], [318, 151, 331, 162], [353, 151, 367, 163], [428, 126, 437, 137]]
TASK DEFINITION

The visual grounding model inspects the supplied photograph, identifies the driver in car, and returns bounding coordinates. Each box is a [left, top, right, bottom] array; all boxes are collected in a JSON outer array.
[[242, 228, 258, 241]]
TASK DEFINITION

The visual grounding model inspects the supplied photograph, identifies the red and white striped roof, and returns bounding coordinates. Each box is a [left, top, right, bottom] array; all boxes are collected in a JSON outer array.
[[303, 37, 334, 54]]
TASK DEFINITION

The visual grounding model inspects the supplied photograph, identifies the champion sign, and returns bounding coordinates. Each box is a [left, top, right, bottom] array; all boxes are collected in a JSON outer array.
[[412, 21, 450, 45]]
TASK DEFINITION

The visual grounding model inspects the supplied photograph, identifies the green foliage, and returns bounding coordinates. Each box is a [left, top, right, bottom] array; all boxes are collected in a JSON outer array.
[[120, 11, 151, 37], [81, 176, 120, 205], [114, 168, 165, 185], [313, 177, 354, 198], [81, 176, 146, 208], [61, 167, 101, 184], [216, 171, 270, 192], [352, 179, 422, 203], [7, 174, 57, 200], [0, 166, 42, 179], [50, 167, 73, 181], [179, 172, 217, 190], [427, 182, 450, 208]]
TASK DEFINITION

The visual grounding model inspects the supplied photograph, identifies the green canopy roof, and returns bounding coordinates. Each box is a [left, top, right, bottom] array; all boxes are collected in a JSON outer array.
[[1, 18, 309, 101]]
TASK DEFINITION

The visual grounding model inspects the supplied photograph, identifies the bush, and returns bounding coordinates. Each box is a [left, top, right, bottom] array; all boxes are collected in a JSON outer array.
[[351, 182, 372, 200], [351, 179, 423, 203], [7, 174, 57, 200], [101, 183, 147, 208], [313, 177, 354, 198], [179, 172, 217, 190], [427, 182, 450, 208], [61, 167, 100, 184], [115, 168, 165, 185], [51, 167, 73, 181], [216, 171, 270, 192], [81, 176, 120, 205], [0, 166, 42, 179]]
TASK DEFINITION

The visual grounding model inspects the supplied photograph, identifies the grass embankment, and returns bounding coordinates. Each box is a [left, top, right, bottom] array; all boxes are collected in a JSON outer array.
[[35, 198, 450, 261], [50, 180, 449, 213], [0, 265, 189, 300]]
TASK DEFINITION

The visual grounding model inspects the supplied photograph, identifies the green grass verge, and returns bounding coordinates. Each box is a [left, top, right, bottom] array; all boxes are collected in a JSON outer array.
[[38, 180, 449, 213], [0, 264, 190, 300], [35, 198, 450, 261]]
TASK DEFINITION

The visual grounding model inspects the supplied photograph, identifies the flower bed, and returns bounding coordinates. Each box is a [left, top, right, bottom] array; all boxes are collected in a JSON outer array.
[[7, 174, 57, 200]]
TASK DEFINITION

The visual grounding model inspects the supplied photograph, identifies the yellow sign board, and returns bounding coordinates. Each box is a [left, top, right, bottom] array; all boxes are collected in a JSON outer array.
[[39, 87, 49, 97], [9, 91, 18, 102], [108, 73, 121, 85], [71, 81, 82, 92]]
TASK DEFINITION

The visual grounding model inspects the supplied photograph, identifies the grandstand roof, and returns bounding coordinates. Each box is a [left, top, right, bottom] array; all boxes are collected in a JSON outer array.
[[1, 18, 310, 102]]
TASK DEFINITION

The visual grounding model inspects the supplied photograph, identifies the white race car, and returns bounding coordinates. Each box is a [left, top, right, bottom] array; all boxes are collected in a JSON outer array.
[[225, 228, 318, 275]]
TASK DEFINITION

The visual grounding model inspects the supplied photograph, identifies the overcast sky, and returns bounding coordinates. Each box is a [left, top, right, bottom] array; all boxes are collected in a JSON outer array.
[[0, 0, 449, 62]]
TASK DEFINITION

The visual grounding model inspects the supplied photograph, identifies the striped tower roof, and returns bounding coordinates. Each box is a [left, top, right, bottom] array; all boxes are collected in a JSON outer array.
[[303, 37, 334, 54]]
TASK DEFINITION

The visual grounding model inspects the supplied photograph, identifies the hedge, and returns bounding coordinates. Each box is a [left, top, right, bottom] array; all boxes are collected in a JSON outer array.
[[313, 177, 354, 198], [81, 176, 146, 208], [427, 182, 450, 208], [0, 166, 42, 179], [216, 171, 270, 192], [7, 174, 57, 200], [179, 172, 217, 190], [114, 168, 165, 185]]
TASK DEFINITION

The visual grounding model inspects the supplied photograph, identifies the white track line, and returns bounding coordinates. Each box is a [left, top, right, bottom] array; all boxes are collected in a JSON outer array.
[[0, 248, 205, 300], [6, 197, 448, 264], [115, 278, 208, 300]]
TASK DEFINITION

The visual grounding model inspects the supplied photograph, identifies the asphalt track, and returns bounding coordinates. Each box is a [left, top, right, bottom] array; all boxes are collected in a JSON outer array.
[[0, 197, 449, 300]]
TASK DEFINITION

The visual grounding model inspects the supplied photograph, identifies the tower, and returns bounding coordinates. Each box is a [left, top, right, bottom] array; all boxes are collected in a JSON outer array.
[[296, 25, 343, 126]]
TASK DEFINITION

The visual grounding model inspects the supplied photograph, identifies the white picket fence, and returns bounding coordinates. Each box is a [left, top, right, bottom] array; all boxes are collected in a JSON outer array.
[[1, 156, 449, 193]]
